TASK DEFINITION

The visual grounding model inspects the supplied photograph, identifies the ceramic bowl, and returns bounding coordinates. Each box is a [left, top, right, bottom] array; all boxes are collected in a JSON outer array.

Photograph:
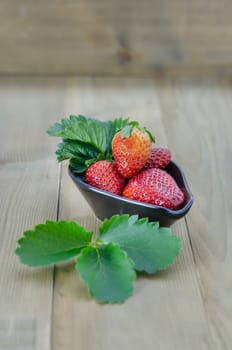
[[68, 161, 193, 227]]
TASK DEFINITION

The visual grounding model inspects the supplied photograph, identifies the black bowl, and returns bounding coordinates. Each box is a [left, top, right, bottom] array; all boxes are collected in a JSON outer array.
[[68, 161, 193, 227]]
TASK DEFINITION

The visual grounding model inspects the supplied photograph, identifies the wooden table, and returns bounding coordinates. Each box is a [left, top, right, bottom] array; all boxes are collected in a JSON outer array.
[[0, 71, 231, 350]]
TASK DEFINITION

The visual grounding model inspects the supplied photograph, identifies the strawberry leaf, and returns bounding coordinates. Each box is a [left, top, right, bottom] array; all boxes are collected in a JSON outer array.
[[76, 243, 136, 303], [15, 221, 93, 266], [55, 140, 99, 161], [105, 117, 132, 153], [58, 119, 107, 154], [48, 115, 107, 154], [99, 215, 181, 273], [120, 123, 138, 138], [144, 127, 155, 142], [47, 115, 136, 167], [55, 139, 102, 172], [47, 115, 86, 136]]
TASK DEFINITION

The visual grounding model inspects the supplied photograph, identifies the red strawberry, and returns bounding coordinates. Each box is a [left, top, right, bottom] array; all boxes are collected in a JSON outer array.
[[112, 126, 154, 178], [122, 168, 184, 210], [85, 160, 125, 195], [144, 147, 171, 169]]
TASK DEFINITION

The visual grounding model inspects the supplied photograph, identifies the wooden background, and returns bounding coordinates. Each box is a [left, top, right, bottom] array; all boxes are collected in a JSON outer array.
[[1, 0, 232, 74], [0, 72, 232, 349], [1, 1, 232, 349]]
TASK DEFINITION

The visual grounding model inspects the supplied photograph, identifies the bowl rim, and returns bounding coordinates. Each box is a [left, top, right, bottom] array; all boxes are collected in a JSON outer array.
[[68, 161, 194, 218]]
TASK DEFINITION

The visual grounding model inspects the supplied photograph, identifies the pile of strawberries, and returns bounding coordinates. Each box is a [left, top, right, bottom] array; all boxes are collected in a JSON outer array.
[[85, 126, 185, 210]]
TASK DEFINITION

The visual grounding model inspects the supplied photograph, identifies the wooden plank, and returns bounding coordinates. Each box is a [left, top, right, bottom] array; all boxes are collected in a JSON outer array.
[[0, 77, 64, 350], [156, 73, 232, 349], [0, 76, 66, 163], [0, 160, 58, 350], [52, 77, 209, 349], [1, 1, 232, 74]]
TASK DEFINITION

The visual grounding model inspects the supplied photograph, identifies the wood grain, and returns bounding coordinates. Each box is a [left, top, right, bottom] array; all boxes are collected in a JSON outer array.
[[0, 78, 63, 350], [1, 74, 232, 349], [52, 77, 209, 350], [1, 1, 232, 74], [156, 73, 232, 349], [0, 76, 66, 163], [0, 160, 58, 350]]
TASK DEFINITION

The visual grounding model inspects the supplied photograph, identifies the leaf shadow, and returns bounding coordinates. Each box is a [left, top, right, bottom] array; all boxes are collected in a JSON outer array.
[[53, 260, 92, 303], [136, 264, 177, 281]]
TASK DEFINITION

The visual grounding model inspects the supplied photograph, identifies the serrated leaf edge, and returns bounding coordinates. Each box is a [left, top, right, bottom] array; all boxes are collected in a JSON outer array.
[[134, 235, 182, 274], [99, 214, 181, 274], [76, 243, 136, 303], [15, 220, 93, 266]]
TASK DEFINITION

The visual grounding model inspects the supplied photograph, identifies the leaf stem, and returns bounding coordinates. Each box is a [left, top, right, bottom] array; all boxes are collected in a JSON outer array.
[[90, 240, 104, 248]]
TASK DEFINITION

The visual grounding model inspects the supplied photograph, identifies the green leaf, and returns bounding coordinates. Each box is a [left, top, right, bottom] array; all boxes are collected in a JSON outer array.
[[15, 221, 93, 266], [55, 139, 101, 172], [47, 115, 86, 136], [47, 115, 107, 154], [76, 243, 136, 303], [47, 115, 139, 171], [60, 120, 107, 154], [58, 116, 133, 156], [69, 157, 100, 173], [105, 118, 132, 153], [99, 215, 181, 274], [143, 127, 155, 142], [69, 160, 87, 173], [120, 123, 155, 141], [56, 140, 99, 161], [120, 124, 136, 138]]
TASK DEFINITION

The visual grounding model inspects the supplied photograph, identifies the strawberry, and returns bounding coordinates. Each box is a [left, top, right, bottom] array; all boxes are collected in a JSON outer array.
[[85, 160, 125, 195], [144, 147, 171, 169], [122, 168, 184, 210], [112, 125, 154, 178]]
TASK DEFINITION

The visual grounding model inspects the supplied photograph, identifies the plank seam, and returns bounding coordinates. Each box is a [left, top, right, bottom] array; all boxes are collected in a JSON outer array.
[[50, 163, 61, 350], [56, 163, 62, 222], [184, 216, 197, 264]]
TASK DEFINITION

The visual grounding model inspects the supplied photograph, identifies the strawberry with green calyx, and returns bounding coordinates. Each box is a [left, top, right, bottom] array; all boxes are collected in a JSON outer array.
[[123, 167, 184, 210], [47, 115, 134, 173], [85, 160, 126, 195], [144, 147, 171, 170], [112, 123, 155, 178]]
